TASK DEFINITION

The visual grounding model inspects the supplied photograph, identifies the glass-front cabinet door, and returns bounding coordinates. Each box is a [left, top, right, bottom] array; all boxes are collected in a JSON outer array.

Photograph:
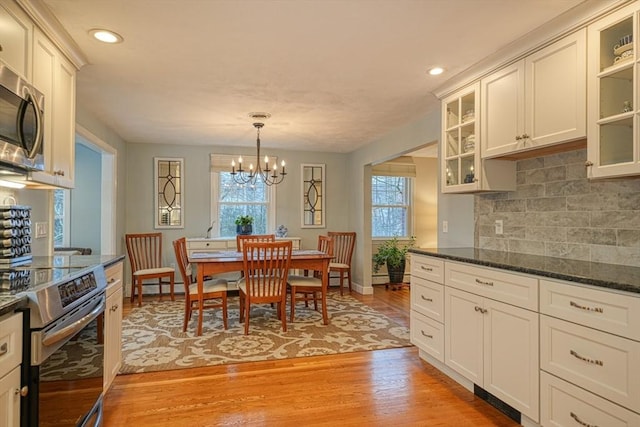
[[587, 3, 639, 178], [442, 83, 479, 192]]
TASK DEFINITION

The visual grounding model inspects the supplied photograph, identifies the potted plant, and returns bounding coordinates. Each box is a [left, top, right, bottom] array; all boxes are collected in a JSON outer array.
[[372, 236, 415, 284], [235, 215, 254, 235]]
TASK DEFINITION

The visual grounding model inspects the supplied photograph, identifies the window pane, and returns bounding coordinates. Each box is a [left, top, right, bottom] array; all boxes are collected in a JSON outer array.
[[372, 207, 407, 237], [372, 176, 407, 204], [371, 175, 410, 237], [218, 172, 269, 237], [53, 189, 64, 247]]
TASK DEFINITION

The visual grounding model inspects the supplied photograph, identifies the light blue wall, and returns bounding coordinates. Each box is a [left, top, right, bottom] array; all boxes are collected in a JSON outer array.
[[124, 142, 350, 268], [76, 107, 127, 255], [69, 144, 102, 252]]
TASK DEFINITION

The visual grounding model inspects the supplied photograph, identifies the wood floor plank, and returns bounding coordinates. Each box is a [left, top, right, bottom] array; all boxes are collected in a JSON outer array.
[[105, 286, 518, 426]]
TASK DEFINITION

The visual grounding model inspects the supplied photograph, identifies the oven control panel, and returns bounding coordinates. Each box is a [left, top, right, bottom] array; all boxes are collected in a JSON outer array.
[[58, 272, 98, 307]]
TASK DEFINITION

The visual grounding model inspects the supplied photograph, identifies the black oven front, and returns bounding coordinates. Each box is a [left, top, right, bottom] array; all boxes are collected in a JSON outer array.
[[26, 289, 105, 426]]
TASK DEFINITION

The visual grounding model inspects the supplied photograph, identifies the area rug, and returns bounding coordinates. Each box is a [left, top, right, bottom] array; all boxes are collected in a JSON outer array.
[[120, 292, 411, 374]]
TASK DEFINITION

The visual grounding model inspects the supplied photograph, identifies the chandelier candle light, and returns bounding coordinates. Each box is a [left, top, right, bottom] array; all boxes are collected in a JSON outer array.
[[231, 113, 286, 186]]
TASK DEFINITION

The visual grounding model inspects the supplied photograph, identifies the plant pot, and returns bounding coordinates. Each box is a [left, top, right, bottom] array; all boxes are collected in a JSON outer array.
[[387, 259, 406, 284], [236, 224, 253, 235]]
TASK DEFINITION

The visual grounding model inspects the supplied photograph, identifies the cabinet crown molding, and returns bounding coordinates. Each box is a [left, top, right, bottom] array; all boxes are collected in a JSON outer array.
[[15, 0, 88, 70], [434, 0, 631, 100]]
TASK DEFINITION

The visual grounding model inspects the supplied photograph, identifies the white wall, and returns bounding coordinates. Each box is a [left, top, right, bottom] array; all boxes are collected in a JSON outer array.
[[413, 156, 438, 248], [348, 108, 474, 293]]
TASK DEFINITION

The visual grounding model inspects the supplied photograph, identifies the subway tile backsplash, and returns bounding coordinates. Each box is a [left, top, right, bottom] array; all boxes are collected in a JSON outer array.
[[475, 149, 640, 267]]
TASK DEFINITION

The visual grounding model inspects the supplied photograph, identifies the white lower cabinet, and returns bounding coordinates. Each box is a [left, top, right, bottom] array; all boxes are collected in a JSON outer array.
[[540, 278, 640, 420], [541, 371, 640, 427], [445, 286, 539, 421], [410, 256, 445, 363], [104, 261, 123, 391], [0, 312, 22, 427]]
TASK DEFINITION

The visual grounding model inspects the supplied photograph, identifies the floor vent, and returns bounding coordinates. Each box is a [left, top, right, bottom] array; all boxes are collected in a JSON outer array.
[[474, 385, 521, 424]]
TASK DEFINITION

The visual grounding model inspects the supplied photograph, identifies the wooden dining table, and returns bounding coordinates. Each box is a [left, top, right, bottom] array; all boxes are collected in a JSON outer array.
[[188, 249, 333, 336]]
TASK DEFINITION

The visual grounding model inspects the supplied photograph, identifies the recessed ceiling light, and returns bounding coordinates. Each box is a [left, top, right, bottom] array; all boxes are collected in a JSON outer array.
[[429, 67, 444, 76], [89, 29, 123, 44]]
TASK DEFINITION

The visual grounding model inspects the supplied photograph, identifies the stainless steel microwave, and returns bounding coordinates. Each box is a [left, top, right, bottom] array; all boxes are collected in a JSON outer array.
[[0, 64, 44, 172]]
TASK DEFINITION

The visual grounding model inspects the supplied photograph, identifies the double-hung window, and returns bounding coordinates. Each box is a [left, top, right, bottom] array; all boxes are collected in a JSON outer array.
[[210, 154, 276, 237], [371, 175, 412, 238]]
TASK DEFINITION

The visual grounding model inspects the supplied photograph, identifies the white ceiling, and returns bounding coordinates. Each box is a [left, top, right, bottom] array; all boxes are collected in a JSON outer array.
[[41, 0, 587, 154]]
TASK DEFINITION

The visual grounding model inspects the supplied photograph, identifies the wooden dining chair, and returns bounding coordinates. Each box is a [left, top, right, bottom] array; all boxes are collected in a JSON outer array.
[[237, 240, 292, 335], [173, 237, 228, 333], [327, 231, 356, 295], [288, 235, 333, 324], [236, 234, 276, 251], [236, 234, 276, 280], [125, 232, 175, 307]]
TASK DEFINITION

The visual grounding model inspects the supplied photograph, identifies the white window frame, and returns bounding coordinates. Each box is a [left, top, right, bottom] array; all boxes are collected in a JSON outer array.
[[210, 154, 276, 238], [371, 175, 413, 240], [53, 188, 71, 247]]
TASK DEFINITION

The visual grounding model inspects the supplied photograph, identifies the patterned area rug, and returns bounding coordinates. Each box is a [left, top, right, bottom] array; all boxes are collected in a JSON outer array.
[[120, 292, 411, 374]]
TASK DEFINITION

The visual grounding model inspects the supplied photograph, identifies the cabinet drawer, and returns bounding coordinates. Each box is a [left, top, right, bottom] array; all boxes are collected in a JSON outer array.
[[188, 240, 228, 250], [445, 261, 538, 310], [541, 315, 640, 412], [411, 255, 444, 283], [0, 313, 22, 379], [105, 261, 123, 296], [410, 310, 444, 363], [541, 371, 640, 427], [541, 279, 640, 341], [410, 276, 444, 323]]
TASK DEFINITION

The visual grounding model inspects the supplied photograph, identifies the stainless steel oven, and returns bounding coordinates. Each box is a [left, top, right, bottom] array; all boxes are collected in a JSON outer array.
[[0, 263, 107, 426]]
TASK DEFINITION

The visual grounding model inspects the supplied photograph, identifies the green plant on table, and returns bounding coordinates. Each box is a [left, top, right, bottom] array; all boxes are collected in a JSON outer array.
[[234, 215, 254, 226]]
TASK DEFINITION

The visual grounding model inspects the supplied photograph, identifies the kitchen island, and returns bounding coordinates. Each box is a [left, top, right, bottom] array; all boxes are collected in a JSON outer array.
[[409, 247, 640, 427]]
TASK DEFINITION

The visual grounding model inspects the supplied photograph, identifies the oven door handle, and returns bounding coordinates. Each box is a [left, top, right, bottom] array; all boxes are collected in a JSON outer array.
[[41, 302, 104, 347]]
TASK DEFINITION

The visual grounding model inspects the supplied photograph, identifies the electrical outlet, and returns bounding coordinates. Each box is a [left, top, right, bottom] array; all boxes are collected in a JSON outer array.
[[35, 222, 48, 238], [442, 220, 448, 233], [495, 219, 504, 235]]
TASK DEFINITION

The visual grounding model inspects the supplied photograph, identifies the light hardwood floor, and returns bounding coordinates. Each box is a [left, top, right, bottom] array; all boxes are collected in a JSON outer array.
[[104, 286, 518, 426]]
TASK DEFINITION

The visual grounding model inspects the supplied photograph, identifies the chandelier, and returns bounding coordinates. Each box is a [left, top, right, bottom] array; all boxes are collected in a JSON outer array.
[[230, 113, 286, 186]]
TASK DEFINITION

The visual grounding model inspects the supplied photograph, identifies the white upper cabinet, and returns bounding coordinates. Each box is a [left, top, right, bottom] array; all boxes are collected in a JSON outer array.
[[482, 29, 587, 159], [31, 28, 76, 188], [587, 2, 639, 179], [0, 1, 32, 79], [441, 83, 515, 193]]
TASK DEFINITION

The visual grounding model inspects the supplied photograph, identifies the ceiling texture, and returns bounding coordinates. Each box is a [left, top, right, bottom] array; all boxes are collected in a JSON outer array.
[[41, 0, 587, 153]]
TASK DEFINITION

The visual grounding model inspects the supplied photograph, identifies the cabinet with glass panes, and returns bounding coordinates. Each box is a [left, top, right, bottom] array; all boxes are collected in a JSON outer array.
[[440, 83, 515, 193], [587, 3, 639, 178]]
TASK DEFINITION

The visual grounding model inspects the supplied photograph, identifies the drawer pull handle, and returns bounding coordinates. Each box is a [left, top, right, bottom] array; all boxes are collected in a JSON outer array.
[[570, 301, 603, 313], [421, 330, 433, 339], [0, 342, 7, 356], [420, 266, 433, 271], [474, 306, 487, 314], [570, 411, 598, 427], [421, 295, 433, 302], [570, 349, 603, 366], [475, 278, 493, 286]]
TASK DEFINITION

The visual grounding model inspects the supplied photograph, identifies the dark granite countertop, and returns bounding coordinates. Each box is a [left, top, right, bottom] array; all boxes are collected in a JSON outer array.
[[409, 247, 640, 295], [0, 254, 125, 316]]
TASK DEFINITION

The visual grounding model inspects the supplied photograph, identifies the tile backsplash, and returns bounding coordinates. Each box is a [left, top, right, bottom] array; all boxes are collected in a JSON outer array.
[[475, 148, 640, 267]]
